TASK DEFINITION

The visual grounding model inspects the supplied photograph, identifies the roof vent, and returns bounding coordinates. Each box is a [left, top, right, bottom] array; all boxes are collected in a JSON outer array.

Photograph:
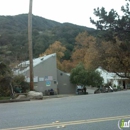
[[41, 58, 44, 60]]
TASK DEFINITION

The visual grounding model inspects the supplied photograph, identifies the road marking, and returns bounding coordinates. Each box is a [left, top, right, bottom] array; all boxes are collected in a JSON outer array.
[[1, 115, 130, 130]]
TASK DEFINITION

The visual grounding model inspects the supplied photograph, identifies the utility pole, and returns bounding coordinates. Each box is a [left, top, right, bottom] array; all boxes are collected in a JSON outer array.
[[28, 0, 34, 90]]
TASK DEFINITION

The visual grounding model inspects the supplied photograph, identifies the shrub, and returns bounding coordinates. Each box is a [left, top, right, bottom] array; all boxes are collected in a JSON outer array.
[[13, 75, 29, 93]]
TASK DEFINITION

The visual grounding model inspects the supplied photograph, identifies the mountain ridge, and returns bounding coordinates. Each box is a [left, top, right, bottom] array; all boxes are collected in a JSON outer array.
[[0, 14, 97, 66]]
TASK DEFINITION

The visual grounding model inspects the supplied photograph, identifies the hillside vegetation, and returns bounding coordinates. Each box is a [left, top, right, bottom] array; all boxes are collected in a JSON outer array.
[[0, 14, 97, 67]]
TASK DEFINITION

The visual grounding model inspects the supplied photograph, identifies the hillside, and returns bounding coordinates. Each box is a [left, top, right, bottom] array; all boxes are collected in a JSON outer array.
[[0, 14, 97, 66]]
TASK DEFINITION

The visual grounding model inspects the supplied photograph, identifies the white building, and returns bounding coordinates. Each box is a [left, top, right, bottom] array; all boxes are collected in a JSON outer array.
[[96, 67, 129, 89]]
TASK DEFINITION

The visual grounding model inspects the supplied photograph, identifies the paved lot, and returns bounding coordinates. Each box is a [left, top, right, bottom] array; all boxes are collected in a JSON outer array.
[[0, 90, 130, 130]]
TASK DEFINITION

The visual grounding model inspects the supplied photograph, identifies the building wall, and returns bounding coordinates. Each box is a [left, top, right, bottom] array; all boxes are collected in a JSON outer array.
[[96, 68, 110, 84], [96, 67, 128, 89], [57, 69, 76, 94], [22, 55, 58, 93], [16, 54, 76, 94]]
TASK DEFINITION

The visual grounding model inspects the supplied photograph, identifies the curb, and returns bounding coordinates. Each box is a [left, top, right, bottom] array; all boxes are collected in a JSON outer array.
[[43, 94, 75, 99], [0, 98, 30, 103]]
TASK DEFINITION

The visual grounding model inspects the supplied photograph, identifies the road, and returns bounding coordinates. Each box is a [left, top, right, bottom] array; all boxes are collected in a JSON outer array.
[[0, 90, 130, 130]]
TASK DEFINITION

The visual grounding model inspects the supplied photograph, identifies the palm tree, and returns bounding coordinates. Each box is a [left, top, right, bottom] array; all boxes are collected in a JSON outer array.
[[28, 0, 34, 90]]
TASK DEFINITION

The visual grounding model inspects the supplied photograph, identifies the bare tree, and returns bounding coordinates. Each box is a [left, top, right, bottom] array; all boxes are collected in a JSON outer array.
[[28, 0, 34, 90]]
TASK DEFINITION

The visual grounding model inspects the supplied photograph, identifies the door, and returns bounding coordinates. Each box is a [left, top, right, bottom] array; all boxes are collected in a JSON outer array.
[[123, 80, 125, 89]]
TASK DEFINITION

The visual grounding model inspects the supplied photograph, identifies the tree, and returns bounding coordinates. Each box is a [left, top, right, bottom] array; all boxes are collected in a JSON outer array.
[[90, 0, 130, 78], [62, 60, 75, 72], [0, 62, 12, 78], [0, 62, 13, 97], [90, 0, 130, 40], [86, 70, 104, 87], [70, 63, 103, 87], [40, 41, 66, 70], [70, 63, 88, 86], [97, 39, 130, 78], [0, 62, 29, 97], [62, 31, 101, 72], [71, 32, 100, 70]]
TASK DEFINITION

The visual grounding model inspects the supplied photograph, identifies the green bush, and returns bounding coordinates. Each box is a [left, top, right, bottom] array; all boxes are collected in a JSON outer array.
[[0, 86, 10, 96], [70, 63, 104, 87], [13, 75, 29, 93], [0, 62, 13, 96], [0, 96, 10, 100], [117, 86, 121, 91]]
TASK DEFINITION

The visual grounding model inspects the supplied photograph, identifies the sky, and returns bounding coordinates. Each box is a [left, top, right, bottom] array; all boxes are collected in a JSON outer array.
[[0, 0, 126, 28]]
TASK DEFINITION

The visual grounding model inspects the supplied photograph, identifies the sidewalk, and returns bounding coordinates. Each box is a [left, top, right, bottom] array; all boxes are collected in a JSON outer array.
[[0, 94, 75, 103], [0, 92, 95, 103]]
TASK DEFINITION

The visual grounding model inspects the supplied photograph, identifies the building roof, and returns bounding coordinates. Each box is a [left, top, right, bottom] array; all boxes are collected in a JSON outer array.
[[13, 53, 56, 75], [96, 67, 128, 80]]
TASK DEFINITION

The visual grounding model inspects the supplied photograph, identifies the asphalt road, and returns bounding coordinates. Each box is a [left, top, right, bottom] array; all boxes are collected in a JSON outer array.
[[0, 90, 130, 130]]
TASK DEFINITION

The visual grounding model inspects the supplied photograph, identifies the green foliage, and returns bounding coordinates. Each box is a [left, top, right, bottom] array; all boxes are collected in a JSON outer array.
[[86, 70, 104, 87], [0, 86, 9, 96], [0, 96, 10, 100], [0, 14, 96, 65], [0, 62, 12, 76], [13, 75, 29, 93], [70, 63, 88, 86], [90, 0, 130, 78], [63, 50, 71, 60], [0, 62, 13, 96], [70, 63, 103, 87], [0, 63, 29, 96], [117, 86, 122, 91], [90, 0, 130, 42]]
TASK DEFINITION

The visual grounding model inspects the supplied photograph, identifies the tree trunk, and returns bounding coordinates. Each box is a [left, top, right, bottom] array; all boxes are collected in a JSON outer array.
[[10, 83, 14, 99]]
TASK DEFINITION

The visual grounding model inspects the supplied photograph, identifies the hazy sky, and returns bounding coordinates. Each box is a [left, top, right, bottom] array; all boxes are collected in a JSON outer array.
[[0, 0, 126, 28]]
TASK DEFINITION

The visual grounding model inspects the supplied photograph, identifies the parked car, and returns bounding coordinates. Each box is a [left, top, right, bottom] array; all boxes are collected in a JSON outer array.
[[76, 85, 87, 94]]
